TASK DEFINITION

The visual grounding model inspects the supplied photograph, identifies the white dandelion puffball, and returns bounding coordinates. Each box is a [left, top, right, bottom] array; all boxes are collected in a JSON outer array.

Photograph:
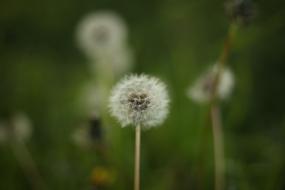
[[76, 11, 128, 59], [109, 74, 170, 128], [187, 65, 235, 103], [12, 113, 33, 142]]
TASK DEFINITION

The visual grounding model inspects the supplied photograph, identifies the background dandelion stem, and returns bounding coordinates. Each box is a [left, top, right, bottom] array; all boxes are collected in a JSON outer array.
[[134, 124, 141, 190], [210, 23, 237, 190], [212, 24, 237, 100], [12, 141, 47, 190], [211, 105, 225, 190], [217, 24, 237, 67]]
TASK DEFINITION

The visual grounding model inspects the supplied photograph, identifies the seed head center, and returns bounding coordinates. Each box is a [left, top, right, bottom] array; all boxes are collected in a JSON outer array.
[[128, 93, 150, 111], [202, 75, 215, 94], [93, 26, 109, 44]]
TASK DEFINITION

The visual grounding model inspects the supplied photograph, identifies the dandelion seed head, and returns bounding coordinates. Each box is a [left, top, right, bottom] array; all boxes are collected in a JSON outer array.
[[76, 11, 128, 59], [187, 65, 235, 103], [109, 74, 170, 128], [225, 0, 255, 25], [11, 113, 32, 142], [0, 114, 32, 143]]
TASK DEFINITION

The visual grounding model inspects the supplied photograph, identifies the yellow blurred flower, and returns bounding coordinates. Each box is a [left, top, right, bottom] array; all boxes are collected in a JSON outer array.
[[90, 166, 114, 187]]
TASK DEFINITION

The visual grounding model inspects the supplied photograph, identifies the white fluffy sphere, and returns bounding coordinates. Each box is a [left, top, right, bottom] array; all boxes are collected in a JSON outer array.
[[187, 65, 235, 103], [76, 11, 128, 59], [109, 74, 170, 128]]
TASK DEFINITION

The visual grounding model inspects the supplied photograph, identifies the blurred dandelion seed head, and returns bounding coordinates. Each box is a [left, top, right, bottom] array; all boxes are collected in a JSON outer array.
[[76, 11, 128, 59], [109, 74, 170, 128], [11, 113, 33, 142], [76, 11, 134, 77], [187, 65, 235, 103], [225, 0, 255, 25], [0, 113, 32, 144]]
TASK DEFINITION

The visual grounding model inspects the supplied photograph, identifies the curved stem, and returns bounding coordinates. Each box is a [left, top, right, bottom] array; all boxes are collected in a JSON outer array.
[[211, 24, 237, 102], [134, 125, 141, 190], [210, 24, 237, 190]]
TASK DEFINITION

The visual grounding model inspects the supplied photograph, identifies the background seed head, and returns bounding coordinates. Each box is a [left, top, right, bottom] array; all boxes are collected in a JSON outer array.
[[187, 65, 235, 103], [225, 0, 255, 25], [76, 11, 128, 60]]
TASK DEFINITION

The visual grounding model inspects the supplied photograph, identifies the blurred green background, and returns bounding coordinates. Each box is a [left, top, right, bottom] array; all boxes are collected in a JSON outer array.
[[1, 0, 285, 189]]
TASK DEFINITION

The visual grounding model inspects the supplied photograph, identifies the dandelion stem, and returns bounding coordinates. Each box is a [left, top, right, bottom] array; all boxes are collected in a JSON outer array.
[[134, 124, 141, 190], [211, 105, 224, 190], [211, 24, 237, 101], [12, 141, 47, 190], [210, 24, 237, 190]]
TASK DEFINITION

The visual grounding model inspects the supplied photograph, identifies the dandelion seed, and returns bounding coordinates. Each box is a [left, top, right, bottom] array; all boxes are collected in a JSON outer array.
[[187, 65, 235, 103], [109, 74, 170, 128]]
